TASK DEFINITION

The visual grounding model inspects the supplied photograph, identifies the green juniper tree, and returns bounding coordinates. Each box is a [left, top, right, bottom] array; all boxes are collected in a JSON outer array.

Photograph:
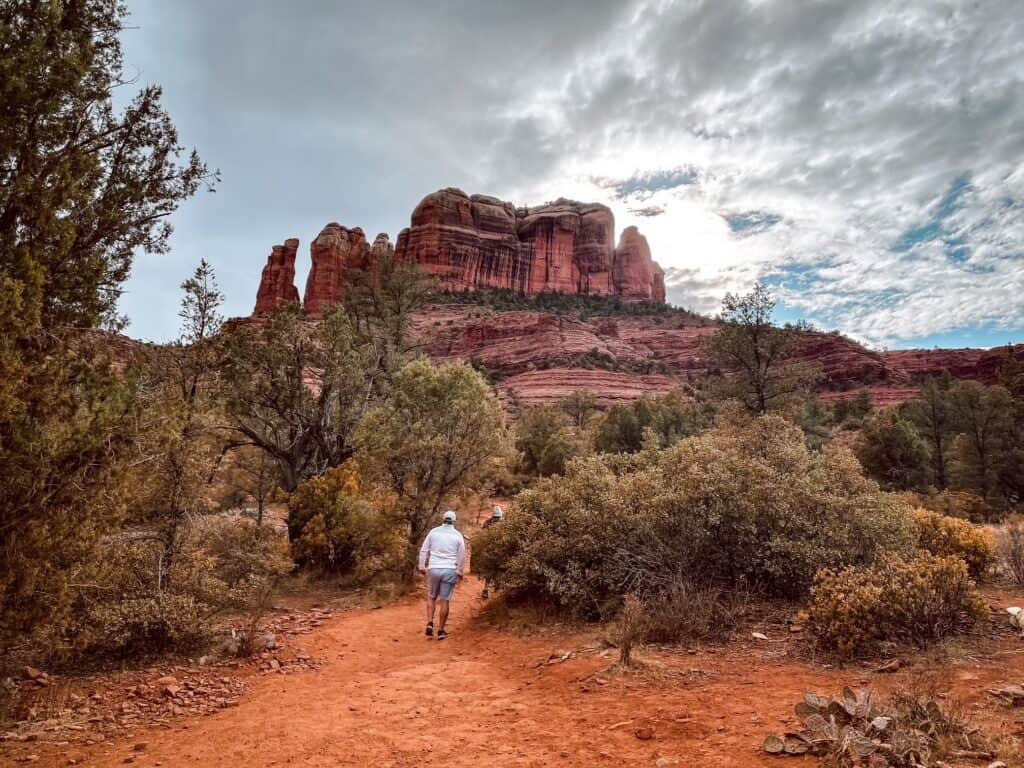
[[703, 283, 820, 415], [904, 373, 955, 490], [354, 359, 512, 576], [0, 0, 214, 643]]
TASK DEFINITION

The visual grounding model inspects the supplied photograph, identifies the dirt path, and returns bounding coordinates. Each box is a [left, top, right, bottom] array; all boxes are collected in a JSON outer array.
[[12, 578, 1024, 767]]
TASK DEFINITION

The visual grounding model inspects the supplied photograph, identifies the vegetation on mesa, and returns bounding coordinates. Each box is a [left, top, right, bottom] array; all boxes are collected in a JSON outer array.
[[432, 286, 709, 321]]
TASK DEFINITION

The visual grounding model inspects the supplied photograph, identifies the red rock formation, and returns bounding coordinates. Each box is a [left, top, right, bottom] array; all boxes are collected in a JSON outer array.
[[394, 188, 664, 302], [883, 346, 1023, 385], [408, 304, 1023, 408], [498, 369, 679, 408], [613, 227, 665, 303], [303, 224, 370, 317], [253, 239, 300, 314], [370, 232, 394, 262]]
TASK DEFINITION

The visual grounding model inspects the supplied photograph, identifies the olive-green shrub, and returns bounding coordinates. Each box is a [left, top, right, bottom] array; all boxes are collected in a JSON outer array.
[[474, 416, 918, 617], [288, 462, 401, 579]]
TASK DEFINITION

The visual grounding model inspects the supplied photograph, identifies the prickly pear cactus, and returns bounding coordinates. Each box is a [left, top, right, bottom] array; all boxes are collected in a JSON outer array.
[[763, 688, 930, 767]]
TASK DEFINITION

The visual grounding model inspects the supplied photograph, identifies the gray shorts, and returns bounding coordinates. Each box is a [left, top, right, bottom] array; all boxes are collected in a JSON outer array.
[[427, 568, 459, 600]]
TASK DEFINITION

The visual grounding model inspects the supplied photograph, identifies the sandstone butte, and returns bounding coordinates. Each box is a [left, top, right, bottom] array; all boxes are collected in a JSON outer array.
[[251, 188, 665, 318], [243, 188, 1022, 409]]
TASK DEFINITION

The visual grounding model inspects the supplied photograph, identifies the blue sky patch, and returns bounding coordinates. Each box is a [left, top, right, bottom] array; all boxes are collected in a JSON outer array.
[[892, 174, 971, 257], [596, 167, 699, 199], [725, 210, 783, 236], [889, 326, 1022, 350]]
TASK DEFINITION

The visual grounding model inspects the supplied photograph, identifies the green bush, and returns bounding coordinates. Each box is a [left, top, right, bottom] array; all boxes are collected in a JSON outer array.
[[288, 463, 401, 579], [804, 553, 987, 657], [474, 416, 917, 617], [855, 409, 933, 491], [912, 507, 996, 579], [592, 389, 710, 454]]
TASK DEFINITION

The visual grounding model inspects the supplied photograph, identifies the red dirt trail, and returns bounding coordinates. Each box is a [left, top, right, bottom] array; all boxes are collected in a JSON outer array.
[[10, 578, 1024, 768]]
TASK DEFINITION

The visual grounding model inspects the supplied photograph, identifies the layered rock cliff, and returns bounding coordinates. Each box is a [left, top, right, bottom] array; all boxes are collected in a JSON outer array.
[[394, 189, 664, 302], [253, 239, 300, 314], [409, 304, 1024, 408], [251, 189, 667, 316]]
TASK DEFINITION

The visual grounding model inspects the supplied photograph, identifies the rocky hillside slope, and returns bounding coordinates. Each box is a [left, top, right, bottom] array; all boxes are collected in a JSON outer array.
[[409, 303, 1022, 407]]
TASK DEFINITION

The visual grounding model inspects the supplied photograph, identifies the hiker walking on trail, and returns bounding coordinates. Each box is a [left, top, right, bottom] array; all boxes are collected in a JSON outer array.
[[480, 505, 504, 600], [419, 510, 466, 641]]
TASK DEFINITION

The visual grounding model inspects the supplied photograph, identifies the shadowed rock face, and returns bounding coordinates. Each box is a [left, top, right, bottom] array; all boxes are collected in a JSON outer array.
[[303, 224, 371, 317], [613, 226, 665, 303], [393, 188, 664, 302], [253, 239, 301, 314]]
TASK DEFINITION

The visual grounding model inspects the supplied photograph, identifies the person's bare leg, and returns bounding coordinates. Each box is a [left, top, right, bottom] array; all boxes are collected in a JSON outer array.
[[426, 596, 436, 624], [438, 598, 450, 631]]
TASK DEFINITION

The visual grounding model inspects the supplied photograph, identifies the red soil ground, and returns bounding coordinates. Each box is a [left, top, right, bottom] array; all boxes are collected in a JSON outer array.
[[5, 579, 1024, 767]]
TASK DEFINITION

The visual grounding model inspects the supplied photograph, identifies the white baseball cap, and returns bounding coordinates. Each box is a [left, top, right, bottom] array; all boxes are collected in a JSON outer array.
[[443, 510, 457, 523]]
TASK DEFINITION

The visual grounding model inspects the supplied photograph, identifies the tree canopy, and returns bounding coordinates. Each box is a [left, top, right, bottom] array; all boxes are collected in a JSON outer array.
[[703, 283, 819, 414]]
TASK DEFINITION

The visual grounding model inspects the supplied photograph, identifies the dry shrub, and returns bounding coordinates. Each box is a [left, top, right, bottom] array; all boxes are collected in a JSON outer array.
[[888, 687, 992, 762], [640, 579, 747, 645], [916, 489, 993, 522], [75, 594, 208, 660], [911, 507, 997, 579], [998, 514, 1024, 584], [611, 594, 646, 667], [52, 517, 292, 663], [804, 553, 987, 658]]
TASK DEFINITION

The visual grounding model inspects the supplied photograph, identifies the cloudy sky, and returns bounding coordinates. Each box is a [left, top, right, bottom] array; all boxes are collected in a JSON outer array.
[[118, 0, 1023, 349]]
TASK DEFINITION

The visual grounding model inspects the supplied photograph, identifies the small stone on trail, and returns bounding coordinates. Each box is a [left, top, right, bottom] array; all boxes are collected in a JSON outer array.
[[21, 666, 43, 680], [634, 725, 654, 740], [875, 658, 902, 673], [751, 632, 769, 641]]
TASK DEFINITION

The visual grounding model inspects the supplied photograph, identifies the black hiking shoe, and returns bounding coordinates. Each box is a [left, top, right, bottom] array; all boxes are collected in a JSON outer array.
[[437, 629, 448, 641], [425, 622, 433, 637]]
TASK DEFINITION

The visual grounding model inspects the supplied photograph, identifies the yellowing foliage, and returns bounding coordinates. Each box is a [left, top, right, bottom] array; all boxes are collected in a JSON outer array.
[[288, 462, 401, 578], [804, 553, 987, 657], [912, 508, 996, 579]]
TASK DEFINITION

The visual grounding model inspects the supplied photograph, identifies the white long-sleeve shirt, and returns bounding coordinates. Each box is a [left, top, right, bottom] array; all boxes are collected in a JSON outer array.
[[418, 524, 466, 573]]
